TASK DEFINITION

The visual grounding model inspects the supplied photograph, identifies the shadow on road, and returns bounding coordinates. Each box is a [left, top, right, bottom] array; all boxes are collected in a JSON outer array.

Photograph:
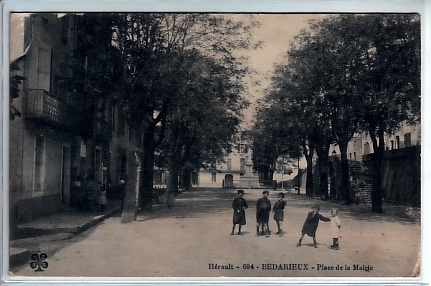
[[131, 188, 419, 226], [284, 193, 419, 225], [135, 187, 237, 221]]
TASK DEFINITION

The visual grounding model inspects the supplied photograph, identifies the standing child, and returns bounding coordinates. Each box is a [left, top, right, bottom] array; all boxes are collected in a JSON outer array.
[[296, 205, 330, 248], [231, 189, 248, 235], [330, 208, 341, 250], [256, 190, 272, 237], [272, 192, 287, 236]]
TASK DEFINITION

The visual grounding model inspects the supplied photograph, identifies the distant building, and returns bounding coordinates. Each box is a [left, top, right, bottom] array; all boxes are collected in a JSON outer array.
[[326, 121, 421, 204], [330, 121, 421, 159], [198, 140, 258, 188]]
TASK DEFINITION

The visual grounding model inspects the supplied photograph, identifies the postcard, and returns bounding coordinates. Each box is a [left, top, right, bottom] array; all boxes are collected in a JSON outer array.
[[2, 1, 428, 285]]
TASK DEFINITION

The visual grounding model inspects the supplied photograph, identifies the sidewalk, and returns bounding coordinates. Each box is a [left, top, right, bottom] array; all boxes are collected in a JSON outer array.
[[9, 199, 122, 268]]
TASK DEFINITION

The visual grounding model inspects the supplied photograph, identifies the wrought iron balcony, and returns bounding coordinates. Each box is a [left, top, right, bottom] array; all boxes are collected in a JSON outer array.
[[24, 89, 80, 130]]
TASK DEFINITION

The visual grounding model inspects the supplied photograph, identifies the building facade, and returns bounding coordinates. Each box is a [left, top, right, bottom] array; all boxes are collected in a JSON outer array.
[[198, 140, 258, 189], [9, 13, 140, 238], [9, 14, 80, 238]]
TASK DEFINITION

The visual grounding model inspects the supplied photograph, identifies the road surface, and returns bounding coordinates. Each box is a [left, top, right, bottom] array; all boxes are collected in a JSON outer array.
[[10, 187, 420, 279]]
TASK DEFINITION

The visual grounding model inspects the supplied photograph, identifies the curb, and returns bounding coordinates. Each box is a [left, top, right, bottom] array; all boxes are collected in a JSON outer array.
[[9, 207, 121, 268], [74, 208, 121, 235], [9, 248, 31, 269]]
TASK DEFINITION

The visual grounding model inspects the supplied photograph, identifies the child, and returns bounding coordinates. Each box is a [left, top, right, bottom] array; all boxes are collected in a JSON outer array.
[[296, 205, 330, 248], [330, 208, 341, 250], [256, 190, 272, 237], [272, 192, 287, 236], [231, 189, 248, 235]]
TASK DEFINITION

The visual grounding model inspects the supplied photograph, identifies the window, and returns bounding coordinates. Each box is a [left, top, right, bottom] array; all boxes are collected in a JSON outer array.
[[239, 144, 248, 154], [227, 158, 232, 171], [404, 133, 412, 147], [396, 136, 400, 149], [36, 41, 52, 92], [34, 134, 45, 192]]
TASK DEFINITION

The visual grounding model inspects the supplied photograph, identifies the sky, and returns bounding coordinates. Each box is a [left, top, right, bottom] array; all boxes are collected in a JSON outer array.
[[231, 14, 329, 127]]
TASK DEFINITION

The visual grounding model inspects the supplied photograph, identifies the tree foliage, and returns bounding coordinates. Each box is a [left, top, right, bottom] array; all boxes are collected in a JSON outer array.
[[253, 14, 420, 210], [158, 52, 248, 192], [108, 13, 258, 208]]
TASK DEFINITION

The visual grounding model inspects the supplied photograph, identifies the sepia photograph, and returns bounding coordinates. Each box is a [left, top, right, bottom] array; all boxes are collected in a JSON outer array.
[[3, 6, 425, 284]]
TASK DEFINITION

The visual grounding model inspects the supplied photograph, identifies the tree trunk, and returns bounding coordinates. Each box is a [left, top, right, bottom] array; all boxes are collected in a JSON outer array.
[[316, 151, 329, 200], [121, 150, 140, 223], [329, 159, 336, 201], [338, 140, 351, 205], [168, 157, 181, 195], [304, 147, 314, 197], [139, 131, 155, 210], [370, 129, 384, 213], [181, 166, 192, 190]]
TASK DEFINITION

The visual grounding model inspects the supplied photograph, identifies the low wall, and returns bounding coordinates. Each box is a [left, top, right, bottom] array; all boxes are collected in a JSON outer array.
[[327, 145, 420, 207], [364, 145, 421, 207]]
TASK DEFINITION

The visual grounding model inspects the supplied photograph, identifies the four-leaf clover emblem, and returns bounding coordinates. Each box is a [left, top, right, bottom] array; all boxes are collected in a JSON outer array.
[[30, 253, 48, 272]]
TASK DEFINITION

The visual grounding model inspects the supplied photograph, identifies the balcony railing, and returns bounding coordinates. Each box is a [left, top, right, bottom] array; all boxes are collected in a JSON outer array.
[[25, 89, 80, 129]]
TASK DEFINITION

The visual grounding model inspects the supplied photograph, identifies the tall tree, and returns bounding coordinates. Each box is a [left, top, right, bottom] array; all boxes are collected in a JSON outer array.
[[261, 48, 334, 198], [353, 14, 420, 212], [264, 14, 420, 209], [110, 13, 258, 210], [251, 95, 305, 190], [307, 14, 420, 210], [160, 52, 248, 194]]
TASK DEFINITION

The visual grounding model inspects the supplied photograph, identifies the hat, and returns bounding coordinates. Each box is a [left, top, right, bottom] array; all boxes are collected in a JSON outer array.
[[278, 192, 285, 198], [237, 189, 244, 194], [262, 190, 269, 195]]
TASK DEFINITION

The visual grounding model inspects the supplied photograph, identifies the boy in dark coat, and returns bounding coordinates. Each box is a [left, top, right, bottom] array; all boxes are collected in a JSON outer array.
[[296, 205, 330, 248], [256, 190, 272, 237], [272, 192, 287, 236], [231, 190, 248, 235]]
